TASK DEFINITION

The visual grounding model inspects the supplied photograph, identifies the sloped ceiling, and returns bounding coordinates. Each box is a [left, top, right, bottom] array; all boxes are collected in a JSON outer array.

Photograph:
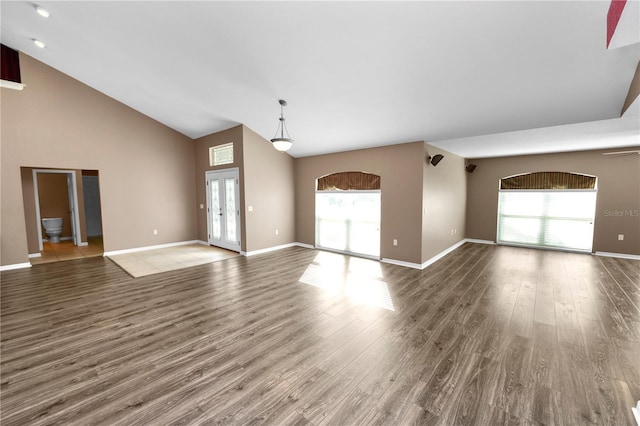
[[1, 1, 639, 158]]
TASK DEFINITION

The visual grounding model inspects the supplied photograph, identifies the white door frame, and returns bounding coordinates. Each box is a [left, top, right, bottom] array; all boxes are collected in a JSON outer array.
[[33, 169, 84, 251], [205, 168, 241, 252]]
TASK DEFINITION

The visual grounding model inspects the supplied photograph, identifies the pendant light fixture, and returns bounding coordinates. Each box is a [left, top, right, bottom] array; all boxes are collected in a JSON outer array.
[[270, 99, 294, 152]]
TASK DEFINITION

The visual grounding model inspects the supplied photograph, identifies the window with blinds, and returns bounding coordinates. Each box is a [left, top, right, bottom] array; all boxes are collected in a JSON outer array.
[[496, 172, 597, 252], [315, 171, 381, 258]]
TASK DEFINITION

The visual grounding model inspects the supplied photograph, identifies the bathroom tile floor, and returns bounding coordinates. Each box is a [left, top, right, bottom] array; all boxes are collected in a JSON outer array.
[[30, 236, 104, 265], [107, 244, 239, 277]]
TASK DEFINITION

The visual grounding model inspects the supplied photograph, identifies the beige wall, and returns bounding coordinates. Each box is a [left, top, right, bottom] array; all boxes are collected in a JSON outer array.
[[1, 53, 197, 266], [295, 142, 425, 264], [242, 126, 295, 252], [466, 149, 640, 255], [422, 145, 467, 263], [194, 125, 245, 248]]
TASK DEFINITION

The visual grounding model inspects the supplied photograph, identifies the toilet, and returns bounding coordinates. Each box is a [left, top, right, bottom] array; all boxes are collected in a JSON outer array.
[[42, 217, 63, 243]]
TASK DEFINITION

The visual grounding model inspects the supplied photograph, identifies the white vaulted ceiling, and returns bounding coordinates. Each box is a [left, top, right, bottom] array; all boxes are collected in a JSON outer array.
[[1, 1, 638, 158]]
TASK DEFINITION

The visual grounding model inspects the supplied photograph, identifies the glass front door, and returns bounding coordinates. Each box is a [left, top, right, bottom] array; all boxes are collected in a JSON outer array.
[[206, 169, 241, 251]]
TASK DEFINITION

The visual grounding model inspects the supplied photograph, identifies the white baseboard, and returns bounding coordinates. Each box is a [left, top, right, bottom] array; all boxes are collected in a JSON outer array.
[[421, 239, 467, 269], [295, 242, 315, 250], [595, 251, 640, 260], [0, 262, 32, 272], [79, 241, 89, 247], [383, 239, 468, 270], [464, 238, 495, 245], [104, 240, 200, 257], [381, 258, 423, 269], [196, 240, 209, 246], [28, 253, 42, 259]]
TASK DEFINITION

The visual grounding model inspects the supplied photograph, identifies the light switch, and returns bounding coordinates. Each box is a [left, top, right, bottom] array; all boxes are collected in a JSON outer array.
[[248, 205, 254, 212], [199, 204, 204, 209]]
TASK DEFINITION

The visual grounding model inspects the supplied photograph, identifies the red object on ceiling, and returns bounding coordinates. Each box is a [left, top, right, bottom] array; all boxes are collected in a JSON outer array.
[[607, 0, 627, 48]]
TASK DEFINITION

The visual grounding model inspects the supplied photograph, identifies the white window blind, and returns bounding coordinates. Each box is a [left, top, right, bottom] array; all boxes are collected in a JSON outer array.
[[315, 191, 381, 258], [497, 190, 597, 252]]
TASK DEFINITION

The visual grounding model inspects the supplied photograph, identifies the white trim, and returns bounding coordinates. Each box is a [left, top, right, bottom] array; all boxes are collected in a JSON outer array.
[[464, 238, 495, 245], [28, 253, 42, 259], [383, 239, 468, 270], [381, 258, 423, 269], [79, 242, 88, 247], [0, 79, 26, 90], [0, 263, 32, 271], [196, 240, 209, 246], [420, 239, 467, 269], [631, 400, 640, 425], [295, 242, 315, 250], [103, 240, 200, 257], [595, 251, 640, 261]]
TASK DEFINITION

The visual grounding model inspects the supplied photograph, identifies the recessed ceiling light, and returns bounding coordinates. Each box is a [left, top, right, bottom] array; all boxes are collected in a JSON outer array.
[[33, 39, 46, 48], [36, 6, 50, 18]]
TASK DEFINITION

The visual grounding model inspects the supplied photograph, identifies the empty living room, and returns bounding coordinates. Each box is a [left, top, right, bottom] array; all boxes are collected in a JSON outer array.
[[1, 1, 639, 425]]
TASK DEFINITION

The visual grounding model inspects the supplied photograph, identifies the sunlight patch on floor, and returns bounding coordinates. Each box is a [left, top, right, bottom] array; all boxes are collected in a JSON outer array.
[[299, 251, 394, 311]]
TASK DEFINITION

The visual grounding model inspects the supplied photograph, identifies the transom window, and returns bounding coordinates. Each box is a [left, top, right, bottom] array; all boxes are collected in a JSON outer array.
[[209, 143, 234, 167]]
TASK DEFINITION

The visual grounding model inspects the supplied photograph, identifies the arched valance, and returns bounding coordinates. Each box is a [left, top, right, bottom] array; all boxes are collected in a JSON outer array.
[[317, 171, 380, 191], [500, 171, 596, 190]]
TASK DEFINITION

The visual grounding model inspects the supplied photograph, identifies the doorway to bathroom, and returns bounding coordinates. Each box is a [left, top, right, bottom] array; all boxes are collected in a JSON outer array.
[[21, 167, 105, 264], [33, 169, 82, 250]]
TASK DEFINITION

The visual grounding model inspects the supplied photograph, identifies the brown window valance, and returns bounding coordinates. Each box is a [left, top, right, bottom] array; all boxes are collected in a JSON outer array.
[[500, 171, 596, 190], [317, 171, 381, 191]]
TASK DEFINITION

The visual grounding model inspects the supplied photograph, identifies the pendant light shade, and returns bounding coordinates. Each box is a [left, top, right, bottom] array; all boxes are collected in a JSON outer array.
[[270, 99, 294, 152]]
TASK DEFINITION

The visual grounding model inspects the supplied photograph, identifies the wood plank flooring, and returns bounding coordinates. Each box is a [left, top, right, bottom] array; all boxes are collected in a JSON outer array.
[[1, 243, 638, 425]]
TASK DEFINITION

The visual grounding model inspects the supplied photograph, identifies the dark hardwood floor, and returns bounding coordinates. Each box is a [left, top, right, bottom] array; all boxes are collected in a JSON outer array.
[[1, 243, 638, 425]]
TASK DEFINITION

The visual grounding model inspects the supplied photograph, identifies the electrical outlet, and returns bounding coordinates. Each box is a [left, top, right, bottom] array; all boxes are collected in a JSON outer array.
[[248, 205, 253, 212], [153, 229, 158, 235], [618, 234, 624, 241], [275, 229, 279, 235], [199, 204, 204, 209], [393, 239, 398, 246]]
